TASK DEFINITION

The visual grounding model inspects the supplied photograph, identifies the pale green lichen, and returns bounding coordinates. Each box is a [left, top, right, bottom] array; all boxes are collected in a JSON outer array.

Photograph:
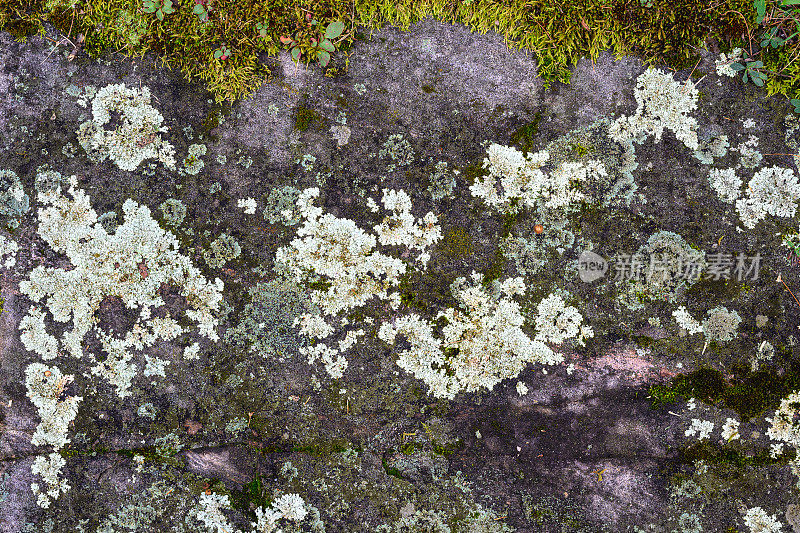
[[34, 168, 70, 196], [75, 83, 176, 172], [617, 230, 706, 309], [428, 161, 456, 201], [0, 168, 30, 229], [693, 129, 729, 165], [379, 133, 415, 172], [203, 233, 241, 269], [97, 211, 119, 233], [264, 185, 303, 226], [159, 198, 187, 227], [183, 143, 207, 175], [224, 278, 309, 360], [137, 402, 157, 420]]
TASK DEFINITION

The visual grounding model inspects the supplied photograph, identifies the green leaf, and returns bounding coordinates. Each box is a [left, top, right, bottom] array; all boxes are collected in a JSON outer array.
[[214, 49, 222, 59], [753, 76, 764, 86], [156, 9, 164, 20], [193, 4, 205, 15], [781, 0, 800, 5], [291, 47, 301, 62], [751, 60, 764, 68], [730, 62, 745, 71], [320, 39, 335, 52], [325, 21, 345, 40], [755, 0, 766, 23], [317, 50, 331, 67]]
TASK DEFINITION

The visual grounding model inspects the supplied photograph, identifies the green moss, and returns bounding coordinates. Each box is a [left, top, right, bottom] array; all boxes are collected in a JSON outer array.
[[568, 141, 590, 157], [649, 368, 725, 409], [381, 455, 404, 479], [679, 441, 778, 469], [420, 83, 436, 93], [294, 105, 323, 132], [2, 0, 761, 105], [459, 161, 488, 186], [650, 358, 800, 419], [200, 101, 231, 140], [229, 474, 271, 513], [292, 439, 349, 456], [684, 276, 742, 301], [509, 111, 543, 155], [440, 226, 474, 258], [398, 442, 420, 455], [482, 247, 506, 288]]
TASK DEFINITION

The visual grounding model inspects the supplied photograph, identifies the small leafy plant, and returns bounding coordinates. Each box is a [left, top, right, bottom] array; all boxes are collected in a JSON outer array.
[[730, 52, 769, 86], [142, 0, 174, 21], [255, 22, 269, 38], [193, 0, 209, 23], [280, 19, 345, 67], [213, 45, 230, 60]]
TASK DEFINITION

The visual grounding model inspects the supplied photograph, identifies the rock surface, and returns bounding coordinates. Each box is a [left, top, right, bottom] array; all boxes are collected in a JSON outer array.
[[0, 16, 798, 533]]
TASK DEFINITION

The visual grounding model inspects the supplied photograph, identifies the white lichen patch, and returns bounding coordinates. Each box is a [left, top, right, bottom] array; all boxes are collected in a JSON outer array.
[[75, 83, 176, 171], [735, 166, 800, 229], [379, 275, 591, 399], [607, 67, 700, 151], [469, 143, 607, 213], [24, 363, 82, 508], [277, 187, 440, 378], [19, 176, 223, 398], [238, 197, 257, 215]]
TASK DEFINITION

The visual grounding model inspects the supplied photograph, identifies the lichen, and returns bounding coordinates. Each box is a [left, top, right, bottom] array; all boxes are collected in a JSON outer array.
[[203, 233, 241, 269]]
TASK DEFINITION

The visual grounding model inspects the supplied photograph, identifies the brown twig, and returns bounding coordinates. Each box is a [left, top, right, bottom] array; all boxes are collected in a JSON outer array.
[[723, 10, 755, 59], [778, 273, 800, 309]]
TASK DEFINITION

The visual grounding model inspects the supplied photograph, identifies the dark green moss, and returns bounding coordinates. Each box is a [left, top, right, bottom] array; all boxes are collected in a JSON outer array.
[[679, 441, 781, 469], [440, 226, 474, 259], [420, 83, 436, 93], [381, 455, 404, 479], [291, 439, 349, 456], [230, 474, 271, 513], [307, 278, 333, 293], [500, 205, 519, 238], [482, 247, 506, 288], [431, 439, 462, 457], [723, 362, 800, 419], [294, 105, 323, 132], [459, 161, 489, 186], [684, 275, 743, 302], [650, 357, 800, 419], [398, 442, 420, 455], [509, 111, 543, 155], [648, 368, 725, 409], [200, 101, 231, 141]]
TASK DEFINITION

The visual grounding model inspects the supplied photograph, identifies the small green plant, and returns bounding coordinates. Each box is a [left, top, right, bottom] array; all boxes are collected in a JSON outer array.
[[730, 52, 769, 86], [192, 0, 209, 23], [255, 22, 269, 38], [213, 45, 230, 60], [142, 0, 174, 21], [280, 18, 345, 67]]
